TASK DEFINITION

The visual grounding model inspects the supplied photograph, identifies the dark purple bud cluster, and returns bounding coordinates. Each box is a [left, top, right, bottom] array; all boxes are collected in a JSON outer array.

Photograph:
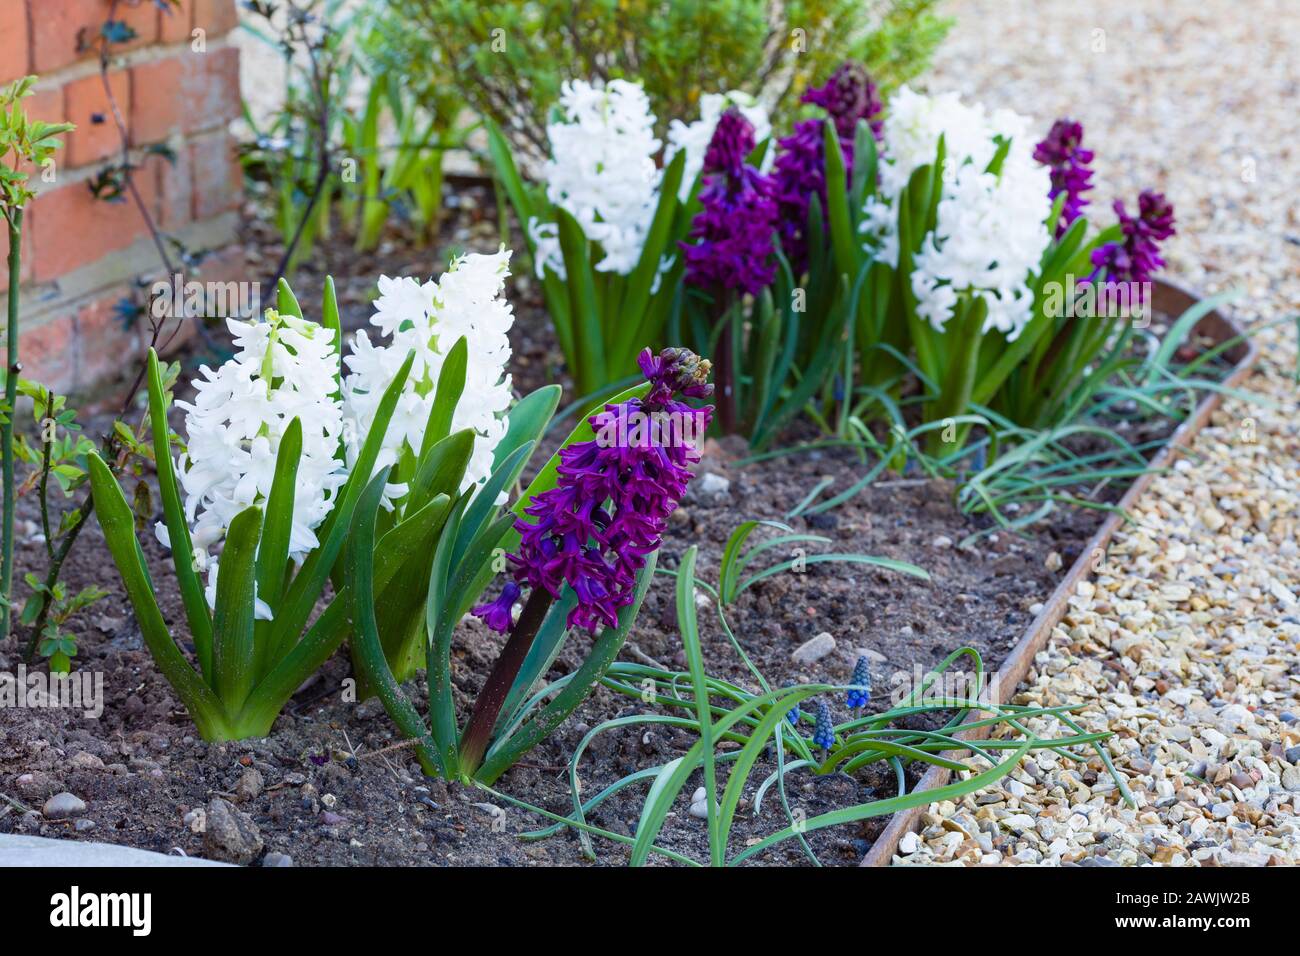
[[682, 109, 780, 296], [772, 62, 883, 270], [473, 348, 714, 634], [1090, 189, 1176, 300], [1034, 118, 1094, 237]]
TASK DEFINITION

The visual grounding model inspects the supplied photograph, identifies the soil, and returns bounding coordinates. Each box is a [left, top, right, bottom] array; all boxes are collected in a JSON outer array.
[[0, 195, 1204, 867]]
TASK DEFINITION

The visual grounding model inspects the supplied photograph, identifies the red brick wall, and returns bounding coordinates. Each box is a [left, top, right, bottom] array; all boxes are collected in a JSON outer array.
[[1, 0, 243, 394]]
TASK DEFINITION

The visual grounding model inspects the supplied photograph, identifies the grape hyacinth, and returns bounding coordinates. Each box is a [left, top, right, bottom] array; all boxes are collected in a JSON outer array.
[[813, 700, 835, 750], [1034, 118, 1094, 237], [474, 347, 714, 635], [772, 63, 883, 269], [846, 655, 872, 709], [681, 109, 779, 297], [1089, 190, 1176, 303]]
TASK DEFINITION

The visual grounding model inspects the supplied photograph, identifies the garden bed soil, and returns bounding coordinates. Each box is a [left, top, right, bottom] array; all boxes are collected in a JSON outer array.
[[0, 428, 1102, 867], [0, 207, 1236, 867]]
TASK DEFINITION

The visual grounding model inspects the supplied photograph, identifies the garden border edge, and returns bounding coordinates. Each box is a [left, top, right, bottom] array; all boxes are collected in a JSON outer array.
[[859, 278, 1261, 868]]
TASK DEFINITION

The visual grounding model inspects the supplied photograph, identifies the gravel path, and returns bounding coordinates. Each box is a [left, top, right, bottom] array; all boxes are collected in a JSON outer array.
[[892, 0, 1300, 866]]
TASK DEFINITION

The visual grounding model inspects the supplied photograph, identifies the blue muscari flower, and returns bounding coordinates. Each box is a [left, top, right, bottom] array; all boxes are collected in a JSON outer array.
[[813, 700, 835, 750], [786, 705, 801, 727], [846, 655, 872, 709]]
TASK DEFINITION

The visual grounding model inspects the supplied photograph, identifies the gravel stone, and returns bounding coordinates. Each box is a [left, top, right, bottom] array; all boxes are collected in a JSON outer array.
[[892, 0, 1300, 869]]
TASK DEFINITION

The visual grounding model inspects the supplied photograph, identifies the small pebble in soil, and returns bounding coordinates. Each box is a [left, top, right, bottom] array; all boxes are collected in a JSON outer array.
[[42, 792, 86, 819], [183, 808, 206, 833], [931, 535, 953, 550], [791, 631, 836, 665], [67, 751, 104, 771], [74, 819, 96, 833], [262, 852, 294, 867], [691, 472, 731, 505], [235, 768, 264, 803], [688, 786, 716, 820], [1044, 551, 1063, 572], [204, 797, 263, 865]]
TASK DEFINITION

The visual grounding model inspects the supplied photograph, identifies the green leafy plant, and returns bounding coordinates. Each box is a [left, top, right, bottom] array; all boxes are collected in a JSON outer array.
[[487, 121, 690, 399], [388, 0, 949, 158], [240, 0, 467, 277], [23, 575, 107, 673], [85, 275, 453, 740], [0, 76, 74, 641], [351, 382, 660, 784], [492, 545, 1130, 866]]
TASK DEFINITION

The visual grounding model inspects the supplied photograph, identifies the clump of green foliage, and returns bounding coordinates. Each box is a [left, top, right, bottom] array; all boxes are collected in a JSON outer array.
[[386, 0, 950, 158]]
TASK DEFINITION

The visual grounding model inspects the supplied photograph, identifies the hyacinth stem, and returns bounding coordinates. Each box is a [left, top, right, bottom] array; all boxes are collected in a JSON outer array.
[[1, 210, 22, 642], [714, 299, 739, 434], [459, 587, 555, 777]]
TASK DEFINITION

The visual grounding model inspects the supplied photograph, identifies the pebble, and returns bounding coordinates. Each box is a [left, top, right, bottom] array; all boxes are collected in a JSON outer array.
[[262, 852, 294, 867], [203, 797, 263, 865], [67, 752, 104, 771], [932, 535, 953, 550], [235, 768, 264, 803], [692, 472, 731, 504], [688, 786, 716, 820], [892, 1, 1300, 868], [791, 631, 836, 665], [42, 793, 86, 819]]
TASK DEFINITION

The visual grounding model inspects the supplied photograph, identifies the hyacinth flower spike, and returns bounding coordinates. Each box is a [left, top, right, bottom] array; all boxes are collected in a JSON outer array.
[[87, 283, 453, 741], [458, 348, 714, 777]]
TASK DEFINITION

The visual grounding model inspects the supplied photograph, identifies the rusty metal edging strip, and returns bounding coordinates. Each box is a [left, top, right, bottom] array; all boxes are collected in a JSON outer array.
[[860, 280, 1261, 867]]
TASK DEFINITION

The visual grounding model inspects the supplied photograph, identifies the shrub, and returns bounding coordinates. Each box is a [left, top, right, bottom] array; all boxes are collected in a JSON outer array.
[[386, 0, 950, 160]]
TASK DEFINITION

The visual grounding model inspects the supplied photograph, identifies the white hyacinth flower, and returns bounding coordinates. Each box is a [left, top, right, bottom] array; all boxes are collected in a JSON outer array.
[[860, 86, 1052, 340], [665, 90, 772, 201], [533, 79, 662, 277], [342, 249, 515, 507], [157, 310, 348, 619]]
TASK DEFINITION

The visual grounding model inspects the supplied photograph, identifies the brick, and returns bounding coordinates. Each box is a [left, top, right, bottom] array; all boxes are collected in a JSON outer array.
[[18, 310, 76, 391], [65, 69, 131, 169], [180, 44, 240, 134], [191, 0, 239, 40], [158, 0, 192, 44], [72, 293, 147, 390], [0, 0, 30, 85], [29, 173, 157, 281], [188, 128, 241, 220], [31, 0, 156, 74], [154, 134, 193, 231], [130, 53, 184, 145]]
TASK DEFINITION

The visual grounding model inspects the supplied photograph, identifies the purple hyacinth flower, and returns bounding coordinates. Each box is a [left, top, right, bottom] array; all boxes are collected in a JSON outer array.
[[471, 581, 520, 633], [1089, 189, 1176, 304], [773, 62, 883, 270], [473, 349, 714, 635], [1034, 118, 1094, 237], [682, 109, 780, 296]]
